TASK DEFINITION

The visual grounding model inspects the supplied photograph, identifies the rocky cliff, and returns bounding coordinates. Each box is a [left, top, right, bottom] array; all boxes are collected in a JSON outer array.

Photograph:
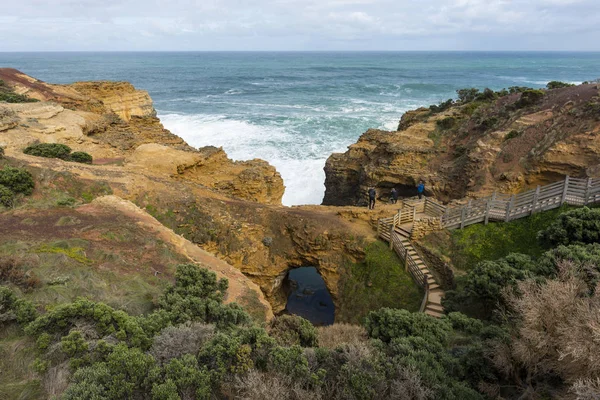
[[0, 68, 284, 205], [323, 84, 600, 205], [0, 69, 370, 317]]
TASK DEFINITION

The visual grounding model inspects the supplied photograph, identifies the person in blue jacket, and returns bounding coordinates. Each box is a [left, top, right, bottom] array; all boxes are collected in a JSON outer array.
[[417, 180, 425, 199]]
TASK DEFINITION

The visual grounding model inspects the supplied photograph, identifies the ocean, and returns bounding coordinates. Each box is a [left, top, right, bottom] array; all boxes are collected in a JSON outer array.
[[1, 52, 599, 205]]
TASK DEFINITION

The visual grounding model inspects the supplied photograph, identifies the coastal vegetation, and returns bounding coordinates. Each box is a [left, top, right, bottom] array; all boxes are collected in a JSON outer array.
[[23, 144, 93, 164], [0, 80, 38, 103]]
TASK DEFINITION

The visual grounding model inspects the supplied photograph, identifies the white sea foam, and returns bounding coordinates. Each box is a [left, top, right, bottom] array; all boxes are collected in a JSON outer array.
[[159, 113, 346, 206]]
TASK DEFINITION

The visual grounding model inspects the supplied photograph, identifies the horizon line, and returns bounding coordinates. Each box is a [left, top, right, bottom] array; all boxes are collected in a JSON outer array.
[[1, 50, 600, 53]]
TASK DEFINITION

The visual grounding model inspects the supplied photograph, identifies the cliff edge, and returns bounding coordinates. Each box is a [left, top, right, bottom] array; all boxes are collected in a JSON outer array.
[[323, 83, 600, 205]]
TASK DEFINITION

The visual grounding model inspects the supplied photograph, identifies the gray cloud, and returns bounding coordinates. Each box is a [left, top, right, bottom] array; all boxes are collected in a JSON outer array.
[[1, 0, 599, 50]]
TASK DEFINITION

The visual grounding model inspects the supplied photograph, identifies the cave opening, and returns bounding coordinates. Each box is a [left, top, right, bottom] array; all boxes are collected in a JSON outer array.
[[283, 267, 335, 326]]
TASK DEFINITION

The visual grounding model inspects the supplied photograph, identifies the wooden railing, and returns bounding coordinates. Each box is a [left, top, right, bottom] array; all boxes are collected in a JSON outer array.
[[378, 223, 428, 289], [441, 176, 600, 230], [424, 197, 446, 217]]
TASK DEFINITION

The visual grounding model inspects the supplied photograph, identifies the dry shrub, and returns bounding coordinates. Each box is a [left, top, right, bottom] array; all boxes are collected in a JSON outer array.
[[150, 322, 215, 365], [43, 361, 70, 398], [0, 257, 41, 290], [498, 261, 600, 387], [317, 323, 368, 349], [231, 370, 321, 400], [572, 378, 600, 400], [388, 365, 434, 400]]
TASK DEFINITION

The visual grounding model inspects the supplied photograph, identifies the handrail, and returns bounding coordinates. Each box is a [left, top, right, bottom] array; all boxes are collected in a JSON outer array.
[[440, 176, 600, 230]]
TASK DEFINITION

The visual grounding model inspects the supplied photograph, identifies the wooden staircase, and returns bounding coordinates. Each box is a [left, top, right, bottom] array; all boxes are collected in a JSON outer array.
[[394, 224, 445, 318]]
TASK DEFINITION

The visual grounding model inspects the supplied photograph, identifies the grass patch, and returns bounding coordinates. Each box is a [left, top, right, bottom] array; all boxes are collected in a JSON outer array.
[[449, 205, 577, 271], [0, 325, 44, 400], [35, 244, 92, 265], [337, 240, 423, 324]]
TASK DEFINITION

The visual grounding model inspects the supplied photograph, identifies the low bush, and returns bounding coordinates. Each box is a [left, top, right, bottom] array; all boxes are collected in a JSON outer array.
[[538, 207, 600, 247], [457, 88, 480, 103], [0, 166, 35, 195], [546, 81, 575, 89], [0, 257, 41, 290], [150, 322, 215, 365], [317, 323, 367, 349], [0, 286, 38, 325], [0, 80, 38, 103], [365, 308, 452, 344], [69, 151, 93, 164], [443, 253, 535, 319], [429, 98, 453, 113], [23, 143, 72, 160], [504, 130, 521, 141], [269, 314, 318, 347], [514, 89, 545, 108], [436, 116, 457, 130], [0, 184, 13, 207], [0, 146, 4, 159]]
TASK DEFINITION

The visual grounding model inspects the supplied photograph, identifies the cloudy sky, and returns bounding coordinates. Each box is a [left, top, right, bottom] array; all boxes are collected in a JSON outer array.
[[1, 0, 599, 51]]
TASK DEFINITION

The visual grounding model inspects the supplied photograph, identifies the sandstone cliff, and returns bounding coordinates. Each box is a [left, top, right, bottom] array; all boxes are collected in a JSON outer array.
[[0, 69, 370, 318], [323, 84, 600, 205], [0, 68, 284, 205]]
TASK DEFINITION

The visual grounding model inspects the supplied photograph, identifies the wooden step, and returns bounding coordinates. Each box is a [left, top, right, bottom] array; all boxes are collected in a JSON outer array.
[[426, 303, 444, 313], [425, 308, 444, 318], [428, 283, 440, 291]]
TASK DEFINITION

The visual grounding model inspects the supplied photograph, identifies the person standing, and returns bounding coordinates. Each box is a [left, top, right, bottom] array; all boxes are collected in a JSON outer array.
[[417, 181, 425, 199], [390, 187, 398, 204], [368, 187, 376, 210]]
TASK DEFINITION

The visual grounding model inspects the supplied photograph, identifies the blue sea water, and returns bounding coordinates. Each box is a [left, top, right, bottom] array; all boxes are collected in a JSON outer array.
[[1, 52, 599, 205]]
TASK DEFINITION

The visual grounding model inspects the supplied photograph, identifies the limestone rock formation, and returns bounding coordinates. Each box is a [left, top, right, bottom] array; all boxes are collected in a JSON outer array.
[[0, 68, 284, 205], [324, 84, 600, 205]]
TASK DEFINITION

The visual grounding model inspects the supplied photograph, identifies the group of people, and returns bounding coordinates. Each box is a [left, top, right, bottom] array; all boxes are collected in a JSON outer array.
[[367, 181, 425, 210]]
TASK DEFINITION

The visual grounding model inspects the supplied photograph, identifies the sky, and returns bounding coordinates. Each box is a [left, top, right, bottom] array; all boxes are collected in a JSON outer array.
[[1, 0, 600, 51]]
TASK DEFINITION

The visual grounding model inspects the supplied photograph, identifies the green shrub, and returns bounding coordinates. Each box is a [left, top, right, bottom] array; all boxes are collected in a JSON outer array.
[[538, 207, 600, 247], [457, 88, 480, 103], [69, 151, 93, 164], [0, 184, 14, 207], [23, 143, 72, 160], [443, 253, 535, 319], [0, 80, 38, 103], [504, 130, 522, 141], [535, 243, 600, 280], [0, 286, 38, 325], [365, 308, 452, 344], [514, 89, 545, 108], [475, 88, 497, 102], [0, 166, 35, 195], [269, 315, 318, 347], [429, 99, 454, 113], [158, 263, 251, 328], [436, 116, 457, 130], [547, 81, 575, 89], [0, 146, 4, 159]]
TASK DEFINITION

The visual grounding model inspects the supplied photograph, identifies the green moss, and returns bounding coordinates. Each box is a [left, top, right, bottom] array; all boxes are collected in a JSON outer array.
[[337, 240, 423, 324]]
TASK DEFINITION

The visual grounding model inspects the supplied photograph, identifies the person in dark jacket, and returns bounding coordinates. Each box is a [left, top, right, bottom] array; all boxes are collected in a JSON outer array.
[[417, 181, 425, 199], [368, 187, 376, 210], [390, 187, 398, 204]]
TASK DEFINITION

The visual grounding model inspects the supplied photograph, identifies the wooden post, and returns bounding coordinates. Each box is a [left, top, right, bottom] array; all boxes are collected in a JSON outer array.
[[561, 176, 569, 205], [531, 185, 540, 215], [412, 206, 417, 221], [505, 195, 515, 222], [460, 207, 466, 229], [404, 252, 409, 272], [485, 192, 496, 225], [585, 177, 593, 205], [389, 221, 395, 249]]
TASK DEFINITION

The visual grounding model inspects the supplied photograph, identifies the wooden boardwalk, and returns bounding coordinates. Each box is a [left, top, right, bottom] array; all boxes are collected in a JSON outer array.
[[441, 176, 600, 230], [378, 201, 444, 318], [377, 175, 600, 318]]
